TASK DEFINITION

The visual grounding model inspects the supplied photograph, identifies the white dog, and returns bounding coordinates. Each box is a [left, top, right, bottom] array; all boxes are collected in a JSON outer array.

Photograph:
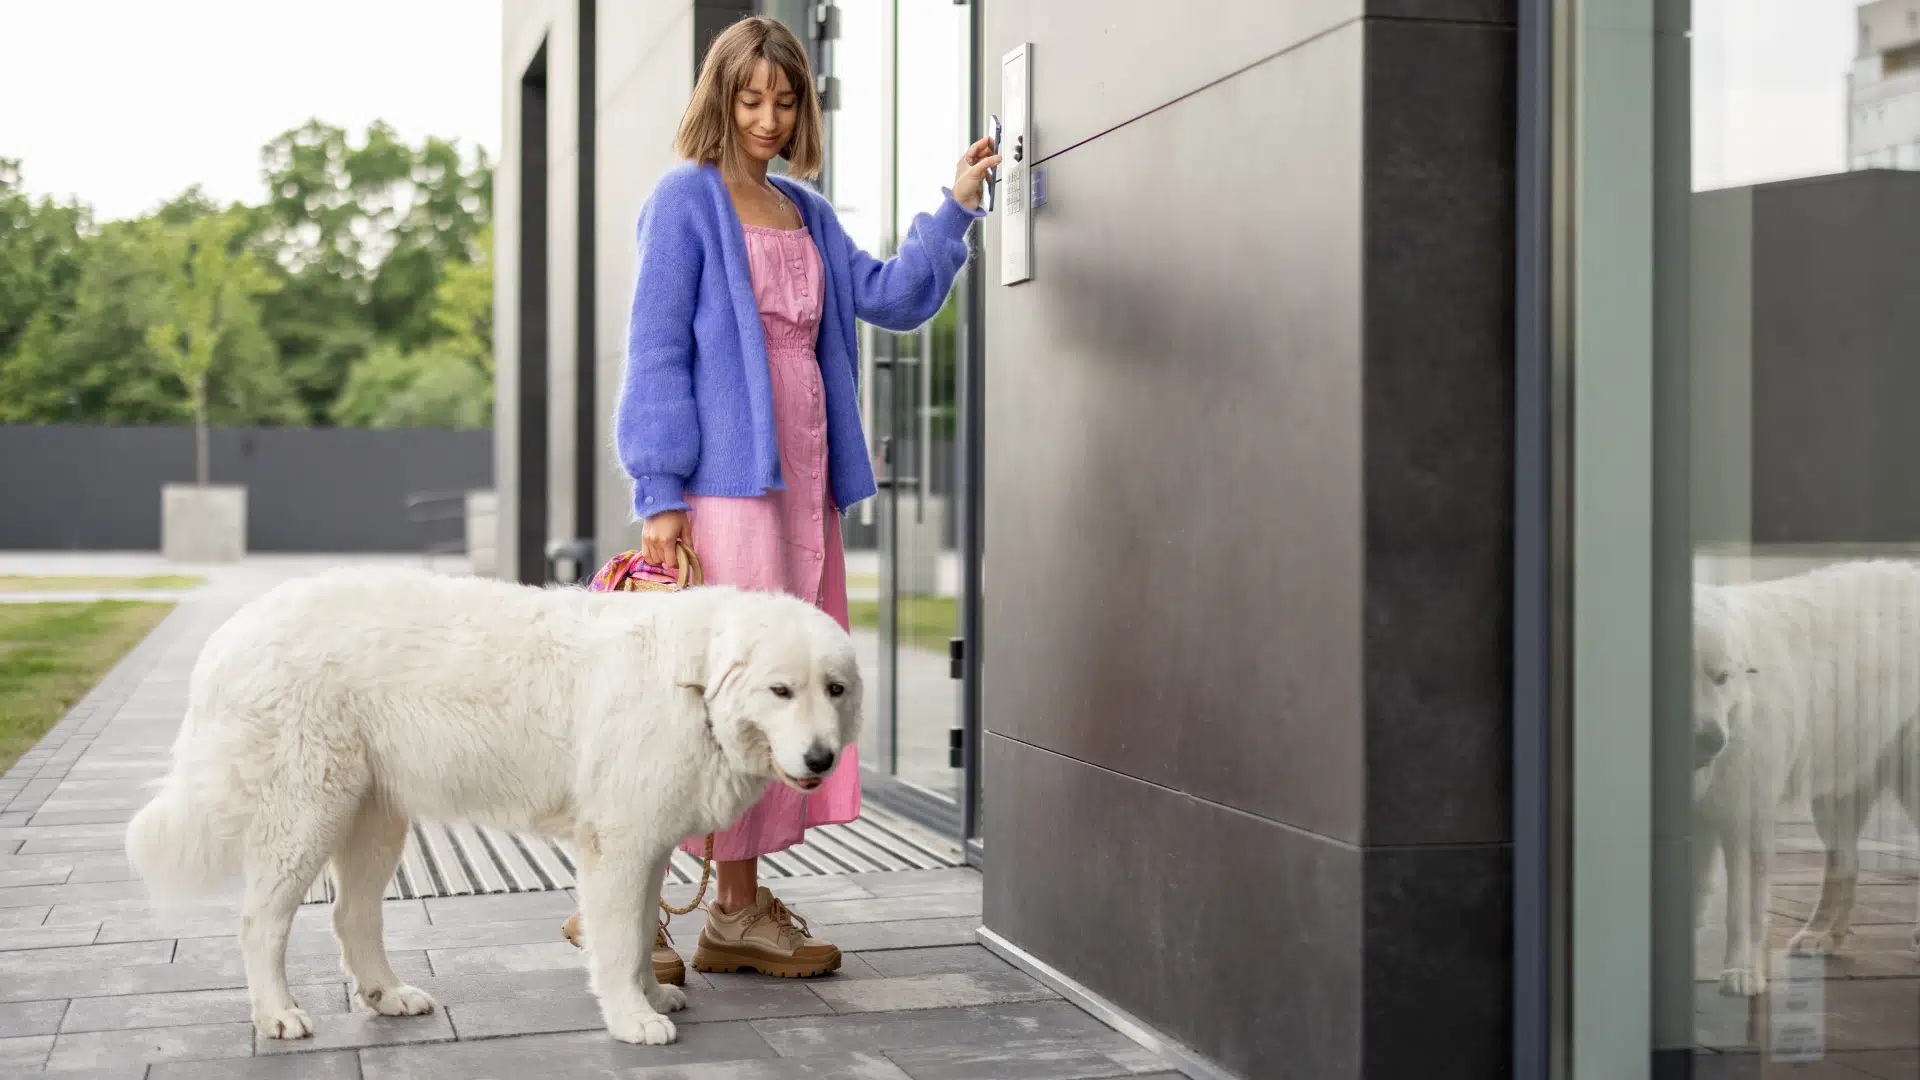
[[1692, 559, 1920, 996], [125, 567, 861, 1045]]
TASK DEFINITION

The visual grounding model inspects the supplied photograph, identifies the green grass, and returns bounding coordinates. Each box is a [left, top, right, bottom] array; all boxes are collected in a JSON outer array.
[[849, 595, 958, 654], [0, 600, 174, 772], [0, 574, 202, 593]]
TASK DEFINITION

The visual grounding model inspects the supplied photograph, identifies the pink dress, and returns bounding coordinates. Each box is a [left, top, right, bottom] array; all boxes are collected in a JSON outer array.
[[680, 222, 861, 860]]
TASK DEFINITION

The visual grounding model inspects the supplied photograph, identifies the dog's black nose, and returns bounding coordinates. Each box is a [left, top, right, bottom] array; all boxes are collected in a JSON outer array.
[[803, 745, 837, 776]]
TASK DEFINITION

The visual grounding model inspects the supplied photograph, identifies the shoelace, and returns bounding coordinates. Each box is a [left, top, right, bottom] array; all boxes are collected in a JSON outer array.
[[751, 896, 811, 944]]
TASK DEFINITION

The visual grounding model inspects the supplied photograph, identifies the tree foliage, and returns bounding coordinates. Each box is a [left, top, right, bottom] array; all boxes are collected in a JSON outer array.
[[0, 121, 494, 431]]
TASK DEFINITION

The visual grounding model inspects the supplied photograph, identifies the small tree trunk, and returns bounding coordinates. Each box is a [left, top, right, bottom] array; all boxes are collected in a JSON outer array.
[[192, 378, 210, 487]]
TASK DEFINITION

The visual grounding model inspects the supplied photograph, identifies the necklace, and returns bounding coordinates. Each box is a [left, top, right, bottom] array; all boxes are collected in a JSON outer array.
[[764, 181, 790, 216]]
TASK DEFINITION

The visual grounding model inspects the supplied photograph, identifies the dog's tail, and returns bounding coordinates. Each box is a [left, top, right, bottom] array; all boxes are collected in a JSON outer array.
[[125, 765, 244, 905]]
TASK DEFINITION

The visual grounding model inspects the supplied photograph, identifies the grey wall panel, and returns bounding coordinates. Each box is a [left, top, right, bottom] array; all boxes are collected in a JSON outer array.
[[983, 734, 1363, 1080], [0, 426, 491, 553], [982, 22, 1368, 845], [1358, 18, 1515, 848], [985, 2, 1510, 175], [1750, 171, 1920, 546]]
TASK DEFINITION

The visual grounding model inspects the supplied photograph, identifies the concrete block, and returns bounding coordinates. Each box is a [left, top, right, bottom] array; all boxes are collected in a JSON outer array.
[[160, 485, 246, 563]]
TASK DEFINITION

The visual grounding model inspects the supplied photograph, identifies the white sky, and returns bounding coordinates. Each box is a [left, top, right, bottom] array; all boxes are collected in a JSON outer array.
[[0, 0, 503, 222]]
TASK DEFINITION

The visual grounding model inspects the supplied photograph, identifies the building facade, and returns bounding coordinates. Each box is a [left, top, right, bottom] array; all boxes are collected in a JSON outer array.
[[497, 1, 1920, 1077], [1850, 0, 1920, 169]]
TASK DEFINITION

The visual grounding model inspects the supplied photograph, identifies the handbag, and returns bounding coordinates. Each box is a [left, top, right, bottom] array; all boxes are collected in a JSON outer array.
[[590, 542, 714, 918]]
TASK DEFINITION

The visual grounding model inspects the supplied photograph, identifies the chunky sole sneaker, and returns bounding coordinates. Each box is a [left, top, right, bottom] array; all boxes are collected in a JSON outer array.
[[689, 886, 840, 978], [561, 910, 686, 987], [690, 936, 841, 978]]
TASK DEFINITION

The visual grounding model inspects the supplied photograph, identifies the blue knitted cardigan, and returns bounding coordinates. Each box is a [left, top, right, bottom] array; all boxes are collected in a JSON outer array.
[[614, 161, 984, 520]]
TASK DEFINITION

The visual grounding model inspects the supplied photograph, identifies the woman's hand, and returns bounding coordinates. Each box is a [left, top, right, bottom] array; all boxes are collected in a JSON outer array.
[[950, 136, 1003, 212], [642, 510, 691, 570]]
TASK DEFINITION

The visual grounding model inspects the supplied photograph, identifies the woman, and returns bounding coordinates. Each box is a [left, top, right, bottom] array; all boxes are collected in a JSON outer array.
[[566, 15, 997, 982]]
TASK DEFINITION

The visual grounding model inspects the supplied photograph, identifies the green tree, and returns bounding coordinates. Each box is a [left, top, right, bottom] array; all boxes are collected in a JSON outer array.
[[0, 160, 89, 366], [143, 211, 284, 483]]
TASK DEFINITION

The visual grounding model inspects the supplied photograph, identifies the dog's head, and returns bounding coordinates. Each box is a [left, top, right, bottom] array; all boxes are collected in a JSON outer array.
[[1692, 586, 1756, 783], [691, 590, 863, 794]]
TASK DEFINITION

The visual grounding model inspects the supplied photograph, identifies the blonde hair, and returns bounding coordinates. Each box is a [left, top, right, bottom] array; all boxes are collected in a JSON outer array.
[[674, 16, 823, 181]]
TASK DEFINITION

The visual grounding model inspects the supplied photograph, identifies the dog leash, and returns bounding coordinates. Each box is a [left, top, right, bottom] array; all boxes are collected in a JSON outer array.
[[661, 833, 715, 915]]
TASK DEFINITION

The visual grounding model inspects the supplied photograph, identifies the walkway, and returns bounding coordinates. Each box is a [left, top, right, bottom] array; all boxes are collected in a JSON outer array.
[[0, 555, 1186, 1079]]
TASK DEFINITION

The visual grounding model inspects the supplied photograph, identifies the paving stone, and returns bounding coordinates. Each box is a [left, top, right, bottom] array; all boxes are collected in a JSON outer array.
[[0, 879, 149, 906], [424, 940, 584, 977], [254, 1006, 454, 1056], [852, 946, 1015, 979], [61, 983, 349, 1033], [30, 809, 139, 827], [15, 837, 139, 858], [0, 922, 100, 951], [751, 1002, 1112, 1057], [0, 938, 173, 977], [0, 865, 70, 888], [662, 875, 878, 909], [0, 1033, 52, 1070], [842, 870, 983, 898], [0, 904, 49, 930], [422, 890, 579, 925], [448, 981, 833, 1040], [383, 966, 587, 1007], [810, 971, 1057, 1015], [819, 917, 982, 953], [150, 1050, 364, 1079], [0, 998, 68, 1037], [626, 1053, 914, 1079], [803, 893, 982, 926], [881, 1036, 1177, 1080], [358, 1020, 779, 1080], [0, 953, 424, 1006], [44, 1020, 254, 1070]]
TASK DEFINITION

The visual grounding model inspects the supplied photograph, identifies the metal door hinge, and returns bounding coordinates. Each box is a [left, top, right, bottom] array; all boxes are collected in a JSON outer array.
[[813, 4, 840, 41], [949, 637, 964, 679], [948, 727, 964, 768]]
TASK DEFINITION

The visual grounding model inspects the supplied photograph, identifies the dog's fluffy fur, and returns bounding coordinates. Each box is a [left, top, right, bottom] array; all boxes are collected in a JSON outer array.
[[125, 567, 862, 1045], [1692, 559, 1920, 996]]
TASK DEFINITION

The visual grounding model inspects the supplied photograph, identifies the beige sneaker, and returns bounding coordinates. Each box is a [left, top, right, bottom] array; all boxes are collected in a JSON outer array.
[[560, 907, 686, 987], [691, 886, 841, 978]]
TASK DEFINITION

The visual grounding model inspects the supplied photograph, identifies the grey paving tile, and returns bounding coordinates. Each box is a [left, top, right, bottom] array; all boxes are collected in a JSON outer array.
[[29, 809, 138, 827], [0, 938, 172, 977], [881, 1037, 1174, 1080], [804, 893, 982, 926], [424, 940, 584, 977], [0, 998, 68, 1037], [851, 946, 1015, 979], [66, 860, 138, 884], [0, 953, 424, 1005], [751, 1002, 1111, 1057], [0, 904, 49, 929], [696, 957, 881, 990], [0, 922, 99, 951], [15, 838, 138, 858], [448, 982, 833, 1040], [819, 918, 982, 953], [44, 1020, 253, 1070], [253, 1007, 453, 1056], [358, 1020, 778, 1080], [150, 1050, 364, 1079], [842, 870, 983, 899], [61, 983, 349, 1033], [422, 890, 579, 925], [0, 1033, 52, 1070], [0, 812, 30, 829], [387, 966, 586, 1008], [0, 879, 149, 906], [810, 971, 1057, 1015], [663, 876, 877, 908], [623, 1053, 913, 1079], [0, 865, 70, 888]]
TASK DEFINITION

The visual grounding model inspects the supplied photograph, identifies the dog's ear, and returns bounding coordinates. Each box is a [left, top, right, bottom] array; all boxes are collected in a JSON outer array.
[[685, 615, 751, 705]]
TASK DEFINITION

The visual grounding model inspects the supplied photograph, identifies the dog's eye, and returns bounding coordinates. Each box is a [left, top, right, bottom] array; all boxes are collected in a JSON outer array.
[[770, 685, 793, 699], [826, 682, 846, 698], [1711, 671, 1730, 687]]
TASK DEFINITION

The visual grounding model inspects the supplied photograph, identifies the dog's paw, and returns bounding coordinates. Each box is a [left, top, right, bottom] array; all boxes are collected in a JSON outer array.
[[360, 983, 438, 1016], [1719, 966, 1766, 997], [254, 1006, 314, 1040], [1788, 927, 1845, 957], [605, 1007, 677, 1045], [646, 982, 688, 1013]]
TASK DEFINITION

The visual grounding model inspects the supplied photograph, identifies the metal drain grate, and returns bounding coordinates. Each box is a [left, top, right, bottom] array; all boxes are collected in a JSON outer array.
[[302, 804, 962, 904]]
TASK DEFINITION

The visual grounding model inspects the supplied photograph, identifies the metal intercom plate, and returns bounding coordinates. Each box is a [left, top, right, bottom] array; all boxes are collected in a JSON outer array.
[[999, 43, 1032, 286]]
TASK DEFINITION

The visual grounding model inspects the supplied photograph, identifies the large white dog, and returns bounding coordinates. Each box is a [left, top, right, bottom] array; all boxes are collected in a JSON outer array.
[[1692, 559, 1920, 996], [125, 567, 862, 1046]]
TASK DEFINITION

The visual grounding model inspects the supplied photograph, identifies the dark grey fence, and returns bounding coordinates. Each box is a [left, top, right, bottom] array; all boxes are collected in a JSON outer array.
[[0, 425, 492, 553]]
